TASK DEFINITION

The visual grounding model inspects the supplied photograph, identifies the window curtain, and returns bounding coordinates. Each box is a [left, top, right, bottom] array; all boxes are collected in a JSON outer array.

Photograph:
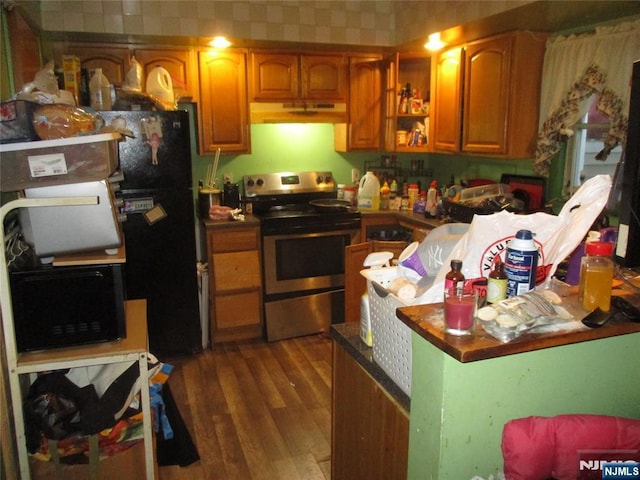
[[533, 19, 640, 177]]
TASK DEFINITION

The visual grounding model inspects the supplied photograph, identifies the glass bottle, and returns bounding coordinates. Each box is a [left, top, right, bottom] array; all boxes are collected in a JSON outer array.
[[486, 256, 507, 304], [579, 241, 614, 312], [445, 259, 465, 294]]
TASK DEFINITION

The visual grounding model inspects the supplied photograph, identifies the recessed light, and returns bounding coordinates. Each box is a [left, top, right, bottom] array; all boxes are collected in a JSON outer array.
[[209, 36, 231, 49], [425, 32, 444, 51]]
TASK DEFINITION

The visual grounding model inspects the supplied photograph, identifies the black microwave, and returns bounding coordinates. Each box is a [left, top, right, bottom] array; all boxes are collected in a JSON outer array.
[[9, 263, 126, 352]]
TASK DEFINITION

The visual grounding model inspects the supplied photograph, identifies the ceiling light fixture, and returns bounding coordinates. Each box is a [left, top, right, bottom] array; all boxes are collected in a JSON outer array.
[[209, 36, 231, 49], [425, 32, 444, 51]]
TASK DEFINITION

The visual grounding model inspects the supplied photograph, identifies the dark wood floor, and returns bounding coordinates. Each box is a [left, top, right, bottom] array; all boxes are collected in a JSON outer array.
[[158, 333, 333, 480]]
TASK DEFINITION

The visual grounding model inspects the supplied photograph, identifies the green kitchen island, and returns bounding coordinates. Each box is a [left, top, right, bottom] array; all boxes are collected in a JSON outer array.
[[395, 292, 640, 479]]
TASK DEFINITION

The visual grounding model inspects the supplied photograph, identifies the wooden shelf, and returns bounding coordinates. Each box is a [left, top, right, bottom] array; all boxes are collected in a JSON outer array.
[[16, 299, 146, 373], [52, 244, 126, 266]]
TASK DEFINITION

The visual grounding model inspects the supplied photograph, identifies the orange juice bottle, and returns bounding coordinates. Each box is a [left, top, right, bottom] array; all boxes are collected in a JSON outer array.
[[579, 241, 614, 312]]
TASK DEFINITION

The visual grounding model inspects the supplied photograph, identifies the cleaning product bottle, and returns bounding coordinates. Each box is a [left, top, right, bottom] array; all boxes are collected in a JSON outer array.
[[357, 171, 380, 211], [426, 180, 438, 217], [89, 68, 112, 111], [380, 181, 390, 210], [505, 229, 538, 297]]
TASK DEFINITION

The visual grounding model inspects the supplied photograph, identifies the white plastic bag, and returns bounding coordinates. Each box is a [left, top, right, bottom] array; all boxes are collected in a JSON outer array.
[[417, 174, 612, 304]]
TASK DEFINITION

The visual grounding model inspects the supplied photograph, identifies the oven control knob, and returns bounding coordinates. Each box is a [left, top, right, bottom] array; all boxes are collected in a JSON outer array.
[[256, 178, 264, 187], [247, 178, 255, 187], [316, 175, 325, 184], [325, 174, 332, 184]]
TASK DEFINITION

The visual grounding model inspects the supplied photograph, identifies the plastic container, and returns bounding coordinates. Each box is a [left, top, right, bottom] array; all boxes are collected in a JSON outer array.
[[505, 229, 538, 297], [408, 184, 419, 210], [146, 66, 175, 105], [579, 241, 614, 312], [357, 171, 380, 211], [0, 132, 120, 192], [89, 68, 112, 111]]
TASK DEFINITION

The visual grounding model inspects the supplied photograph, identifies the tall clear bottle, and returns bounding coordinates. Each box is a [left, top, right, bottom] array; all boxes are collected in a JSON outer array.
[[579, 241, 614, 312], [89, 68, 112, 111]]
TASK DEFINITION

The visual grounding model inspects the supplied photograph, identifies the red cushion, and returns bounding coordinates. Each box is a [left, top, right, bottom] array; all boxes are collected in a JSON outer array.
[[502, 416, 555, 479], [502, 415, 640, 480]]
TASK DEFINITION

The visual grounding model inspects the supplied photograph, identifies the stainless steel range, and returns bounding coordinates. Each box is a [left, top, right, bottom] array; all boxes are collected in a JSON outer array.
[[244, 171, 361, 341]]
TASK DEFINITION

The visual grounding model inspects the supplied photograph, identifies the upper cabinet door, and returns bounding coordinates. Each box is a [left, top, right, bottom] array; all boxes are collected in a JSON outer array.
[[300, 54, 346, 102], [431, 47, 463, 153], [198, 50, 249, 153], [343, 55, 382, 151], [54, 44, 130, 86], [250, 52, 346, 102], [251, 53, 299, 101], [462, 36, 512, 155], [133, 48, 198, 102]]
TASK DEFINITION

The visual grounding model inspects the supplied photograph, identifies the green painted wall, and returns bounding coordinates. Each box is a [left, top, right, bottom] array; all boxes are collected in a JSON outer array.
[[184, 103, 536, 199], [407, 331, 640, 479]]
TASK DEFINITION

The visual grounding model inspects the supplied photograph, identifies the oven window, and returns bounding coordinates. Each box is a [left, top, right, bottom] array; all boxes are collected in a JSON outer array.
[[275, 234, 349, 280]]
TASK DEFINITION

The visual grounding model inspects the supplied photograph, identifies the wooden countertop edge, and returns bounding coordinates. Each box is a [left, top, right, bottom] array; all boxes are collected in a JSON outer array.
[[202, 215, 261, 228], [396, 303, 640, 363]]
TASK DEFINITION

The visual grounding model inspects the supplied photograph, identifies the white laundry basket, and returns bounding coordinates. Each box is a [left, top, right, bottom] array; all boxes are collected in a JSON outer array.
[[361, 266, 414, 397]]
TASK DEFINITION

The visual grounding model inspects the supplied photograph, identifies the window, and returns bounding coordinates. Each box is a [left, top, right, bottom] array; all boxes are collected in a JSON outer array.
[[564, 95, 622, 207]]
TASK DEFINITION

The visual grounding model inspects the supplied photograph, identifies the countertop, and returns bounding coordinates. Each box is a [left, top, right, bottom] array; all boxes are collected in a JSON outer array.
[[396, 285, 640, 363], [330, 322, 410, 412], [201, 214, 261, 229], [360, 209, 445, 229]]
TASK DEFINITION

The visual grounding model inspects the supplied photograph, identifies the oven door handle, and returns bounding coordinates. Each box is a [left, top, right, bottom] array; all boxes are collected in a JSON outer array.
[[262, 228, 359, 240]]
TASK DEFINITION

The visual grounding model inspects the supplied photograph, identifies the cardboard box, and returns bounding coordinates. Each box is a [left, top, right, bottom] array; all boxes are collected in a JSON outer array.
[[0, 132, 120, 191], [62, 55, 82, 105], [29, 440, 151, 480]]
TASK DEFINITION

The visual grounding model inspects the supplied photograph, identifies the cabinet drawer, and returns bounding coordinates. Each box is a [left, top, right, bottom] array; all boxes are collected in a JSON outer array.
[[212, 250, 261, 291], [209, 228, 259, 253], [214, 290, 262, 329]]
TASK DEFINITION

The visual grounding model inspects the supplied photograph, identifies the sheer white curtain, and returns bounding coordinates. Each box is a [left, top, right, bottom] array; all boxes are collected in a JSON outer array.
[[533, 19, 640, 176]]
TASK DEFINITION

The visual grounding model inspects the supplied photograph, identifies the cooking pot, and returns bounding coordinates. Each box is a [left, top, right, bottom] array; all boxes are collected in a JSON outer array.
[[199, 188, 221, 218]]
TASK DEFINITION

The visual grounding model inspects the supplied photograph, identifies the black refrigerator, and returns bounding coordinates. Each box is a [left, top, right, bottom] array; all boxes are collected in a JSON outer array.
[[100, 110, 201, 356], [615, 59, 640, 268]]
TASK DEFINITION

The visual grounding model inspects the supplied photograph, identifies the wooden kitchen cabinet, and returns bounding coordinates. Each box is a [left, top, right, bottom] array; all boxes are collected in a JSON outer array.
[[431, 47, 463, 152], [383, 53, 431, 153], [206, 223, 263, 343], [431, 31, 546, 158], [332, 341, 409, 479], [198, 49, 250, 153], [251, 51, 346, 102], [132, 47, 198, 102], [335, 54, 382, 151], [52, 43, 130, 86], [51, 43, 198, 102]]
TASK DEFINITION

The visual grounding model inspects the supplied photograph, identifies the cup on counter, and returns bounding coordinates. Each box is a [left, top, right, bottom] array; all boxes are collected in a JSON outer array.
[[398, 242, 427, 280], [444, 288, 477, 336]]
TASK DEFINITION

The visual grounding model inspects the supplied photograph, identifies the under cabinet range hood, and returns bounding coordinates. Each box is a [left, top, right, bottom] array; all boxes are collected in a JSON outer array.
[[250, 102, 347, 124]]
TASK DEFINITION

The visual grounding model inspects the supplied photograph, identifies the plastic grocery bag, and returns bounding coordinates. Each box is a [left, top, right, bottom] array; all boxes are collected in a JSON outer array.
[[417, 174, 612, 304]]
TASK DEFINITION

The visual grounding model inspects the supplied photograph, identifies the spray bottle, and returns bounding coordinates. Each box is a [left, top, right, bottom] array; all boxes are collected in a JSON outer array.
[[426, 180, 438, 217]]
